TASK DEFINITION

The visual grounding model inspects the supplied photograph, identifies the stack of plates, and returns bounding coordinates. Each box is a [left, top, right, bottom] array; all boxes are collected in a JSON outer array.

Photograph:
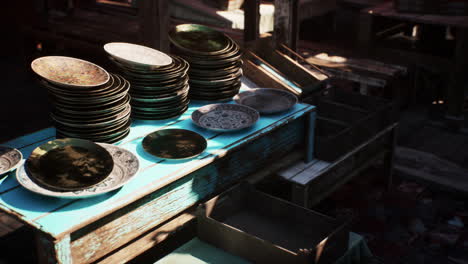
[[31, 56, 132, 143], [104, 42, 190, 120], [169, 24, 243, 102]]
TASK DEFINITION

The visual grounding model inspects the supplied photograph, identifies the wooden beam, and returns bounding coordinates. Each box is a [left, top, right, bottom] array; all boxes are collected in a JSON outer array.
[[138, 0, 170, 52], [244, 0, 260, 43], [273, 0, 299, 51]]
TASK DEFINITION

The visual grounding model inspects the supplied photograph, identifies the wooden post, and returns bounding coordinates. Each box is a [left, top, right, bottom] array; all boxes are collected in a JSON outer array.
[[138, 0, 170, 53], [36, 232, 72, 264], [244, 0, 260, 44], [273, 0, 299, 51], [357, 11, 374, 54], [446, 27, 468, 128]]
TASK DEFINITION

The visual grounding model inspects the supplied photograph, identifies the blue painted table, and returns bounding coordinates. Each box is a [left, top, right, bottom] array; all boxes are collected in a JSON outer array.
[[0, 92, 315, 263]]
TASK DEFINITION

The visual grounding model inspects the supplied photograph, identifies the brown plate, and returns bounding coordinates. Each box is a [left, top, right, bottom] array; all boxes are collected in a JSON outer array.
[[169, 24, 231, 55], [26, 138, 114, 191], [142, 129, 207, 159], [31, 56, 109, 88]]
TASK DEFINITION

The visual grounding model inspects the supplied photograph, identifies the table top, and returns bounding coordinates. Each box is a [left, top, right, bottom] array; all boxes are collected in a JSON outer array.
[[0, 81, 314, 239], [363, 1, 468, 28]]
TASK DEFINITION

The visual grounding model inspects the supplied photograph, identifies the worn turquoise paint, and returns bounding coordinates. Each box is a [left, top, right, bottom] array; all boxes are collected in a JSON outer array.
[[0, 101, 314, 239], [37, 234, 72, 264], [306, 111, 316, 162], [70, 119, 304, 263], [155, 238, 251, 264]]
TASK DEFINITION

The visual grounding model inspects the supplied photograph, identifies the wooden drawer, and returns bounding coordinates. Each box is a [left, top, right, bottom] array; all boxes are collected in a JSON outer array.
[[197, 184, 350, 264]]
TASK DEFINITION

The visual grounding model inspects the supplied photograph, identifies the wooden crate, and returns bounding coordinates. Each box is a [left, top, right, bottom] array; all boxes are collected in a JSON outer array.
[[242, 37, 329, 97], [315, 117, 354, 162], [197, 183, 350, 264]]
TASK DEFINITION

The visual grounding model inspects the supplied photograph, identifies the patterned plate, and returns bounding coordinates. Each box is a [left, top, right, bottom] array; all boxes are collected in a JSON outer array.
[[233, 88, 298, 114], [0, 146, 23, 175], [31, 56, 109, 88], [143, 129, 207, 160], [191, 104, 259, 132], [104, 42, 173, 68], [17, 143, 139, 199]]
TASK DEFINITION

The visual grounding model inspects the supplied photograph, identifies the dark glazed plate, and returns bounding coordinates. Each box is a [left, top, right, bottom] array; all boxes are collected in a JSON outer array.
[[142, 129, 207, 160], [169, 24, 231, 55], [26, 138, 114, 191], [0, 146, 23, 175], [17, 143, 139, 199], [233, 88, 298, 114], [191, 104, 259, 132]]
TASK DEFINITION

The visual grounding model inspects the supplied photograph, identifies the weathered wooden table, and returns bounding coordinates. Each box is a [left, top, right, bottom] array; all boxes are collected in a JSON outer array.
[[0, 83, 315, 263]]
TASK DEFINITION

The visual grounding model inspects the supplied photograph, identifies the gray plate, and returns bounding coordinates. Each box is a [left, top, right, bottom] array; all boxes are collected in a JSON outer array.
[[192, 104, 259, 132], [0, 146, 23, 175], [233, 88, 298, 114], [17, 143, 139, 199]]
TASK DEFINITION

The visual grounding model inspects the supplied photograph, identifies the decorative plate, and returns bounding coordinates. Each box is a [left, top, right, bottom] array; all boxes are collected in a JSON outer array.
[[25, 138, 114, 191], [233, 88, 298, 114], [17, 143, 139, 199], [104, 42, 173, 68], [0, 146, 23, 175], [31, 56, 110, 88], [169, 24, 231, 54], [192, 104, 259, 132], [142, 129, 207, 160]]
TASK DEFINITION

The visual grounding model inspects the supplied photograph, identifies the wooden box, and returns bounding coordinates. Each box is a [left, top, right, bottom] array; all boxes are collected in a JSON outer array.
[[242, 37, 329, 97], [197, 184, 349, 264], [315, 117, 354, 162]]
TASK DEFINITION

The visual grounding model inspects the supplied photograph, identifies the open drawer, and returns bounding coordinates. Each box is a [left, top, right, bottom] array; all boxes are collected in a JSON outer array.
[[197, 184, 350, 264]]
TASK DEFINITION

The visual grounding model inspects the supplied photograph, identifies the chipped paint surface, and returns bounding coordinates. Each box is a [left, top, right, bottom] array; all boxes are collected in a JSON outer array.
[[0, 100, 314, 263]]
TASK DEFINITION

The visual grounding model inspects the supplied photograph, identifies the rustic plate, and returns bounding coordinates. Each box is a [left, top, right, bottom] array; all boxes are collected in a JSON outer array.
[[0, 146, 23, 175], [234, 88, 298, 114], [169, 24, 231, 55], [104, 42, 173, 68], [192, 104, 259, 132], [31, 56, 110, 88], [142, 129, 207, 160], [17, 143, 139, 199], [25, 138, 114, 191]]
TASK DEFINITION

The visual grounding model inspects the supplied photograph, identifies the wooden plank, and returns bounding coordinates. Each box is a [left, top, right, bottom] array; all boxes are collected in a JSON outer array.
[[36, 233, 71, 264], [290, 160, 331, 185], [96, 211, 196, 264], [277, 159, 319, 181], [395, 147, 468, 194]]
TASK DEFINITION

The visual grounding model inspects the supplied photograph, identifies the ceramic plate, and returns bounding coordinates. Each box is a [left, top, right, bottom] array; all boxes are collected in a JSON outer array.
[[0, 146, 23, 175], [17, 143, 139, 199], [142, 129, 207, 160], [234, 88, 298, 114], [31, 56, 109, 88], [192, 104, 259, 132], [169, 24, 231, 54], [25, 138, 114, 191], [104, 42, 173, 68]]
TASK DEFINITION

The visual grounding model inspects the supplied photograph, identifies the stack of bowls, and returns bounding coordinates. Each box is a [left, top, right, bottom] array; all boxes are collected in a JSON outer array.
[[31, 56, 132, 143], [169, 24, 243, 102], [104, 42, 190, 120]]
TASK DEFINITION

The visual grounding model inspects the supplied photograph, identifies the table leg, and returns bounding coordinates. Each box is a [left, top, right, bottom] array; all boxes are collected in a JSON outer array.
[[305, 111, 316, 163], [36, 232, 72, 264], [446, 27, 468, 128], [384, 125, 397, 191], [291, 183, 309, 208]]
